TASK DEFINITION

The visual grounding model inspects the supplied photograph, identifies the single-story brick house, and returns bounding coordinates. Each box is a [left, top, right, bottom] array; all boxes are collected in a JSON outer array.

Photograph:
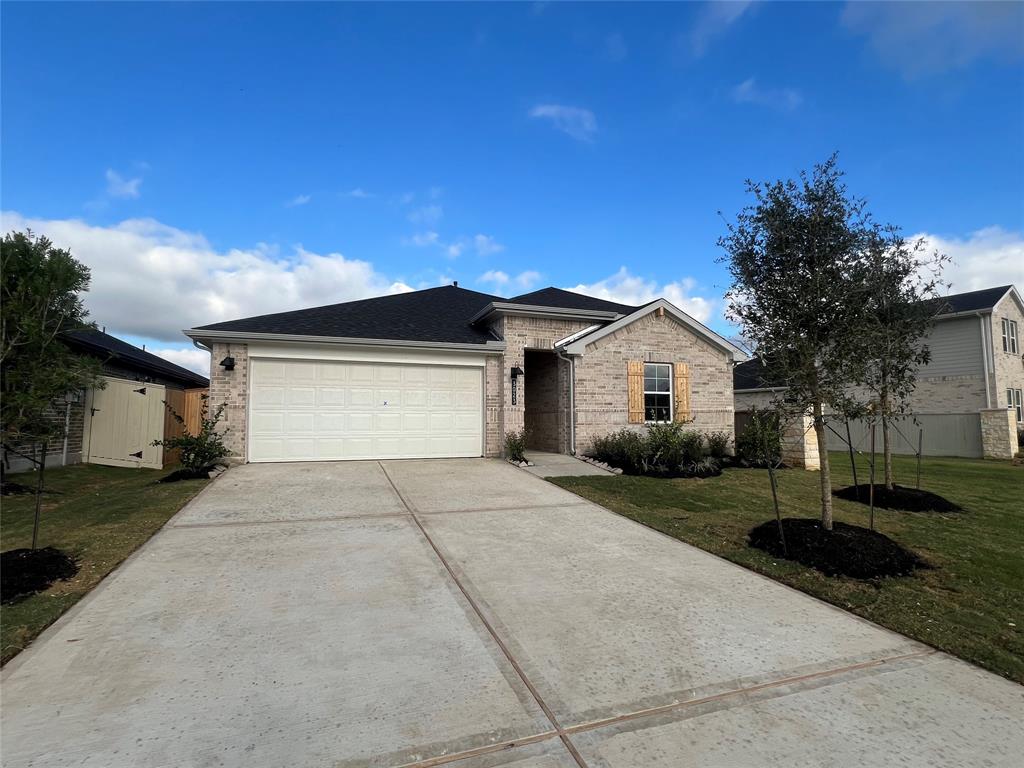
[[184, 285, 745, 463]]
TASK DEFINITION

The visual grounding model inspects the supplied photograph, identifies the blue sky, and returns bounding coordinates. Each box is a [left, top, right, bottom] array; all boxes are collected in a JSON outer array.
[[3, 1, 1023, 374]]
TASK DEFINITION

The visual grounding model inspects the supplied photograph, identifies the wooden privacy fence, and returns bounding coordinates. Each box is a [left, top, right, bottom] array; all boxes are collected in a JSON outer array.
[[182, 388, 208, 436]]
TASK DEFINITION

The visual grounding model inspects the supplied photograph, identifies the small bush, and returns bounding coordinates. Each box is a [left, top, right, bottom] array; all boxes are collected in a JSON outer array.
[[736, 407, 782, 467], [706, 431, 731, 459], [587, 424, 719, 478], [504, 429, 528, 463], [153, 394, 229, 474]]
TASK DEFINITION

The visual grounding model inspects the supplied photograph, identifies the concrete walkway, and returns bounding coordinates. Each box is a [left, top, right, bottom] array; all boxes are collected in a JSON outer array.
[[2, 459, 1021, 767], [522, 450, 613, 478]]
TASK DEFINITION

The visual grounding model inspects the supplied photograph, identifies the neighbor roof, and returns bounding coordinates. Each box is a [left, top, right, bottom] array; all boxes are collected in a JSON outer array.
[[507, 287, 637, 315], [63, 329, 209, 388], [191, 285, 504, 345], [933, 285, 1014, 316], [733, 358, 785, 391]]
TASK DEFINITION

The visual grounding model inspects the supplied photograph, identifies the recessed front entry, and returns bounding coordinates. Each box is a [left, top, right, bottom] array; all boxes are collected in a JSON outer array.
[[248, 358, 483, 461]]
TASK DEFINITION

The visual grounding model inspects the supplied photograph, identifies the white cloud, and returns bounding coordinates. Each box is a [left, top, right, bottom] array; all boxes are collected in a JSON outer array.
[[1, 211, 414, 344], [911, 227, 1024, 294], [347, 188, 373, 199], [408, 204, 443, 226], [406, 231, 441, 247], [472, 234, 504, 256], [732, 78, 803, 111], [478, 269, 540, 291], [529, 104, 597, 142], [285, 193, 311, 207], [563, 267, 716, 323], [151, 347, 211, 377], [842, 1, 1024, 79], [105, 169, 142, 199], [689, 1, 753, 57]]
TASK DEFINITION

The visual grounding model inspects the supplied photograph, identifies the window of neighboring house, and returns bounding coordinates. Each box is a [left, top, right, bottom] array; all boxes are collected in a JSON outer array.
[[644, 363, 672, 422], [1002, 318, 1019, 355], [1009, 388, 1023, 423]]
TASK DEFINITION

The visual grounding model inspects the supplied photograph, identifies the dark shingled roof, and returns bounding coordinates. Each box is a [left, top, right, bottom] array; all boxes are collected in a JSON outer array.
[[733, 358, 786, 391], [193, 285, 505, 345], [63, 329, 209, 388], [932, 285, 1013, 315], [506, 287, 637, 315]]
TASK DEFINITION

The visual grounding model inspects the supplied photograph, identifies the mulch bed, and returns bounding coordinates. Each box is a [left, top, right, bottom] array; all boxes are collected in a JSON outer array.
[[1, 481, 35, 496], [1, 547, 79, 604], [748, 518, 928, 579], [834, 484, 963, 513], [158, 467, 213, 483]]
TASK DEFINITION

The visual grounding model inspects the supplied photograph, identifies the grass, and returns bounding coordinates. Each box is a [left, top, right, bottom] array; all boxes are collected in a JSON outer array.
[[1, 463, 208, 665], [551, 452, 1024, 684]]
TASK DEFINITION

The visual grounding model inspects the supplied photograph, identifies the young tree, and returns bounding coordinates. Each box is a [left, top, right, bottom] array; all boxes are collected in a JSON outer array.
[[720, 155, 872, 530], [857, 228, 948, 489], [1, 231, 105, 547]]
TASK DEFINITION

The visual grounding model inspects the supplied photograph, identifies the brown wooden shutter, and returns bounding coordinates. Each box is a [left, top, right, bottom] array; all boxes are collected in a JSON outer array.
[[627, 360, 644, 423], [673, 362, 691, 422]]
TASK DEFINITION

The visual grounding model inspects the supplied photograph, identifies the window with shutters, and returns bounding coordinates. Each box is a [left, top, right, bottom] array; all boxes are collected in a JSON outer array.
[[644, 363, 672, 422]]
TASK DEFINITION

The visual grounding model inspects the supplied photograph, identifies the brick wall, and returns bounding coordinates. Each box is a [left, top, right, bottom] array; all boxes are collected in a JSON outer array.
[[573, 312, 734, 455], [208, 342, 249, 462], [980, 407, 1018, 459], [484, 355, 503, 457], [992, 295, 1024, 419]]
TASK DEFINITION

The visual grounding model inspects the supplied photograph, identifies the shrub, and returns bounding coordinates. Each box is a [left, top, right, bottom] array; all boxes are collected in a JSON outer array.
[[706, 431, 731, 459], [504, 429, 528, 463], [153, 394, 229, 473], [587, 425, 717, 478], [735, 407, 782, 468], [590, 429, 644, 473]]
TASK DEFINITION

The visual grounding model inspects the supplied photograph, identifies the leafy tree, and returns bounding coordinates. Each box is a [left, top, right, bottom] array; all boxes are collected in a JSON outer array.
[[720, 155, 872, 530], [856, 228, 948, 489], [1, 231, 105, 547]]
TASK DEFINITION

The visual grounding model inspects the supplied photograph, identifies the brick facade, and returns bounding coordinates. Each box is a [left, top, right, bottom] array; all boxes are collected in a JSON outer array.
[[980, 408, 1019, 459], [991, 294, 1024, 423], [208, 342, 249, 462]]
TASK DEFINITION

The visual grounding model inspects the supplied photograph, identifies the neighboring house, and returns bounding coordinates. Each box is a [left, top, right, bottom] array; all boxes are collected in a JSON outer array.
[[4, 330, 210, 473], [184, 285, 744, 464], [733, 284, 1024, 460]]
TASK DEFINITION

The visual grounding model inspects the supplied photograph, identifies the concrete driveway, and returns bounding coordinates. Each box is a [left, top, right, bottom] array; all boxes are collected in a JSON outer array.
[[2, 459, 1021, 767]]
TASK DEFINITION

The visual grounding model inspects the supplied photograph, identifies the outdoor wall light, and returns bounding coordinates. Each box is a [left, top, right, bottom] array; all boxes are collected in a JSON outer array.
[[510, 365, 524, 379], [220, 356, 236, 371]]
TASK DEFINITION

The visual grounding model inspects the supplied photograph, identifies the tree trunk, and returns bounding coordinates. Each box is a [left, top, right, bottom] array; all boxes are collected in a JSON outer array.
[[31, 441, 48, 550], [881, 412, 894, 491], [812, 402, 833, 531]]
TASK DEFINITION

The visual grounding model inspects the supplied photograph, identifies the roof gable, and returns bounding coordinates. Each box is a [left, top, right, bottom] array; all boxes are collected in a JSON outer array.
[[934, 285, 1013, 316], [507, 287, 637, 315]]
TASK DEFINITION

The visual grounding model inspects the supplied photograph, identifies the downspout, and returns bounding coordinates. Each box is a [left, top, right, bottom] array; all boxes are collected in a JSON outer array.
[[556, 350, 576, 455], [61, 401, 72, 466], [978, 312, 992, 409]]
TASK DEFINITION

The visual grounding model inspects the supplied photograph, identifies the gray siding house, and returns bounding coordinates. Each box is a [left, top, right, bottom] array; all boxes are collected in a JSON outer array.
[[734, 285, 1023, 460]]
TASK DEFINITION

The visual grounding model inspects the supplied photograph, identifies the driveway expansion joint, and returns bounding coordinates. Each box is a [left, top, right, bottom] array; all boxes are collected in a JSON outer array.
[[378, 461, 591, 768]]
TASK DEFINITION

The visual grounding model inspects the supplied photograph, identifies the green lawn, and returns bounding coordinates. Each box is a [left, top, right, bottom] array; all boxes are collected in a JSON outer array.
[[1, 463, 208, 665], [551, 452, 1024, 684]]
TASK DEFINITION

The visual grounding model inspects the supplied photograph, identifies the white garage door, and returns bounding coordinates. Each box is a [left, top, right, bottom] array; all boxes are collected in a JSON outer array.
[[249, 358, 483, 462]]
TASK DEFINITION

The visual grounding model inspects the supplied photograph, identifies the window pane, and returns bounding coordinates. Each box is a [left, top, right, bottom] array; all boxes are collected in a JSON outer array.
[[657, 377, 670, 392], [644, 378, 656, 391]]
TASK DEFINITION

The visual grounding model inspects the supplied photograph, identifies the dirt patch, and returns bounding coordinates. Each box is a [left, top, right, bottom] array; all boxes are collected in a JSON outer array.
[[834, 484, 963, 513], [1, 547, 79, 603], [748, 518, 927, 579], [158, 467, 213, 483]]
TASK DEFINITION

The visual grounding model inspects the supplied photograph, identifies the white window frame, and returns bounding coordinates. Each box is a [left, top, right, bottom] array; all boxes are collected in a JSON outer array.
[[643, 362, 673, 423], [1003, 318, 1019, 355], [1009, 388, 1023, 423]]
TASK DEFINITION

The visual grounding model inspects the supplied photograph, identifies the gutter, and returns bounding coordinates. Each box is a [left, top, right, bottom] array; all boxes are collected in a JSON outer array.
[[183, 329, 506, 354], [468, 302, 621, 325]]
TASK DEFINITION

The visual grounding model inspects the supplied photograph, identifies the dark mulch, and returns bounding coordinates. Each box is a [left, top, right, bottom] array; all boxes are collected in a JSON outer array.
[[834, 484, 963, 513], [1, 547, 79, 603], [158, 467, 213, 483], [748, 518, 928, 579]]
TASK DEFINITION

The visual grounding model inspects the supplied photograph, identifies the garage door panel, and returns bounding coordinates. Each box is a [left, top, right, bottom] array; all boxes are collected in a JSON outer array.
[[249, 359, 483, 462]]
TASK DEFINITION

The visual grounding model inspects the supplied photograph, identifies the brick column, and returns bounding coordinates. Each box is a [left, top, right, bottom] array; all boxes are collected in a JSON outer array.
[[781, 414, 820, 470], [208, 342, 248, 463], [980, 408, 1019, 460]]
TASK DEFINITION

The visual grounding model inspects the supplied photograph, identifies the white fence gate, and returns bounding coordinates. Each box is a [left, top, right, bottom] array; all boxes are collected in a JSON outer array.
[[83, 377, 166, 469]]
